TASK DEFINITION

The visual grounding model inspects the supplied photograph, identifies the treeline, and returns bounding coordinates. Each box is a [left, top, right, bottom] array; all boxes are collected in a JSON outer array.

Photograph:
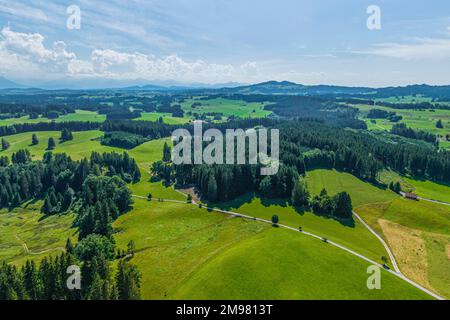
[[0, 103, 75, 120], [101, 120, 175, 140], [391, 123, 437, 144], [339, 97, 450, 111], [101, 131, 148, 149], [367, 109, 402, 122], [0, 121, 101, 137]]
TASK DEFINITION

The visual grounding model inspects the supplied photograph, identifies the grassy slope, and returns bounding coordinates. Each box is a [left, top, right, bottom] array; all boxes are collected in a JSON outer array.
[[128, 138, 185, 200], [0, 201, 76, 265], [358, 198, 450, 237], [215, 194, 389, 266], [136, 112, 191, 124], [404, 177, 450, 203], [172, 227, 432, 300], [113, 199, 267, 299], [306, 169, 398, 207], [210, 169, 400, 266]]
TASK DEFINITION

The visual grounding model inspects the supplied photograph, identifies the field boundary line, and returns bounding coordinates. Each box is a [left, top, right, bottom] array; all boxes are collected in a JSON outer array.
[[352, 210, 401, 274]]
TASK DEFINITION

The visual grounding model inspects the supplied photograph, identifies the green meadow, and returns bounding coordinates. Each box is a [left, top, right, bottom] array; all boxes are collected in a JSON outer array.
[[113, 199, 267, 299], [306, 169, 398, 207], [0, 130, 121, 160], [355, 104, 450, 136], [172, 227, 432, 300], [403, 178, 450, 203], [0, 110, 106, 126], [213, 194, 390, 266], [136, 112, 191, 124], [181, 97, 272, 118]]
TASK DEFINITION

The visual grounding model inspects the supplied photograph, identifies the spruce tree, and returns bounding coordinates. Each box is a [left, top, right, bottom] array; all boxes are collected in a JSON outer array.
[[32, 134, 39, 145], [1, 138, 10, 151], [291, 177, 310, 207], [47, 137, 56, 150]]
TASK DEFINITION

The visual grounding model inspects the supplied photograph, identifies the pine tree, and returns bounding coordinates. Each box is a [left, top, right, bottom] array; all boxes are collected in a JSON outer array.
[[334, 192, 353, 219], [47, 137, 56, 150], [291, 177, 310, 207], [1, 138, 10, 151], [65, 238, 74, 255], [116, 260, 141, 300], [32, 134, 39, 145], [22, 260, 42, 300], [162, 142, 172, 162], [436, 120, 444, 129], [42, 196, 53, 215], [207, 175, 218, 202]]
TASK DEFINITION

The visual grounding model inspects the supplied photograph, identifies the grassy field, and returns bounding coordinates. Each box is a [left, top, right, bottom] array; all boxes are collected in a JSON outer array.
[[207, 169, 401, 265], [113, 199, 267, 299], [214, 194, 390, 266], [0, 130, 121, 160], [136, 112, 191, 125], [0, 201, 76, 266], [181, 97, 272, 119], [378, 170, 450, 204], [172, 227, 432, 300], [404, 178, 450, 203], [0, 110, 106, 126], [357, 198, 450, 298], [306, 169, 398, 207], [355, 104, 450, 136], [128, 138, 185, 201], [440, 140, 450, 150]]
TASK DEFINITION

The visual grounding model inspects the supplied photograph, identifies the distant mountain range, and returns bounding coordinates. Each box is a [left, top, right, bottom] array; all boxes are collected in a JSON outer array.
[[1, 76, 450, 99], [0, 76, 26, 89], [213, 81, 374, 95]]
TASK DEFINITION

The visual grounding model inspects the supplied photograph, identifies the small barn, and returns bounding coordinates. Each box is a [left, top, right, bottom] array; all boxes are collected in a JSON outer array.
[[404, 192, 418, 200]]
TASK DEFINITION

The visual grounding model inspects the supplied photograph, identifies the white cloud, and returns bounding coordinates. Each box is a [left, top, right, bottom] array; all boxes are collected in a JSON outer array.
[[1, 27, 76, 73], [357, 38, 450, 60], [0, 27, 261, 83]]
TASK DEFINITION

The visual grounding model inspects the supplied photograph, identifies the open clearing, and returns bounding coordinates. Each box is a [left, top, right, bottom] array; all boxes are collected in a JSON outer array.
[[0, 110, 106, 126], [0, 201, 76, 266], [306, 169, 398, 207], [0, 130, 121, 160], [181, 97, 272, 119], [355, 104, 450, 136], [213, 194, 390, 266]]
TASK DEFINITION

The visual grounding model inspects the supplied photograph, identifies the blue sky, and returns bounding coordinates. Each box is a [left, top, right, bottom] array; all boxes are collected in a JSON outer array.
[[0, 0, 449, 86]]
